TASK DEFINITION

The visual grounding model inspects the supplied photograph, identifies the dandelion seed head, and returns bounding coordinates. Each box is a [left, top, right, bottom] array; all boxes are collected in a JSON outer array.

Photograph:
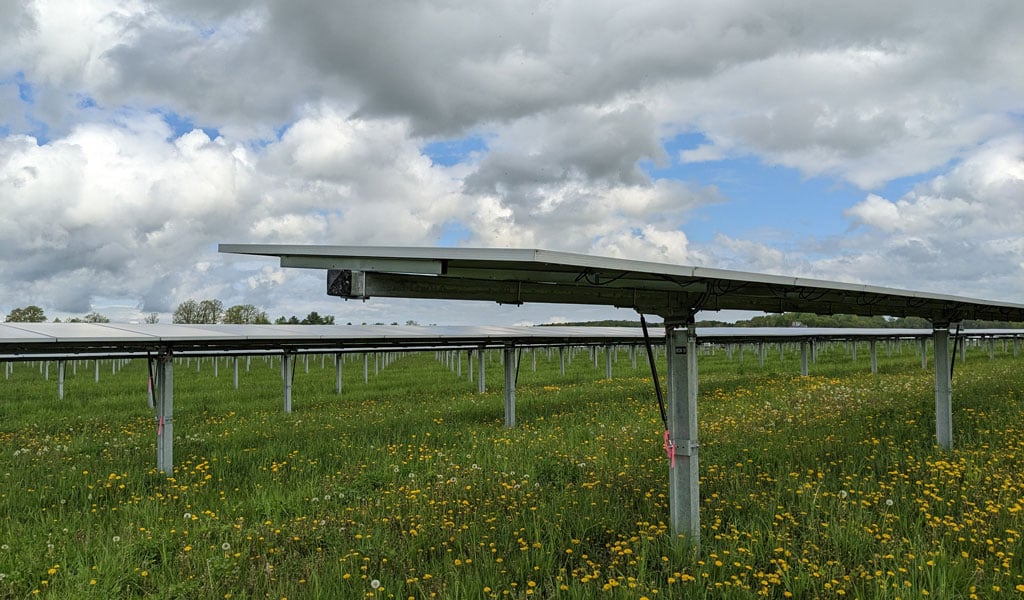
[[838, 490, 848, 499], [222, 542, 231, 550], [184, 512, 193, 520], [112, 536, 121, 543], [370, 579, 381, 589], [885, 499, 894, 506]]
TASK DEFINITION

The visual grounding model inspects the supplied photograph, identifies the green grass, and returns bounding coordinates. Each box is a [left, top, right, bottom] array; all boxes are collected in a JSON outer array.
[[1, 341, 1023, 598]]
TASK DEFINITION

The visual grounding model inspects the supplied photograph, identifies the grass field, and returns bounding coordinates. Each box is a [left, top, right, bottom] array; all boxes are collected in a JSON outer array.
[[1, 341, 1023, 599]]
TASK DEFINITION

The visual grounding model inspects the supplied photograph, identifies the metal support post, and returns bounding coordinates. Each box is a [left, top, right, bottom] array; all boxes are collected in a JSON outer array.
[[605, 345, 613, 379], [335, 353, 343, 394], [933, 327, 953, 450], [233, 357, 239, 390], [800, 341, 809, 377], [363, 353, 369, 383], [477, 347, 486, 393], [559, 347, 565, 375], [282, 352, 294, 413], [666, 320, 700, 546], [155, 351, 174, 474], [920, 338, 928, 369], [870, 340, 878, 374], [504, 345, 516, 428], [58, 360, 65, 400]]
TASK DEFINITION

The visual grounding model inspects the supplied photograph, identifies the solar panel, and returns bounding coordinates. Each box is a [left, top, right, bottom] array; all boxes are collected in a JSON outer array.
[[220, 244, 1024, 323]]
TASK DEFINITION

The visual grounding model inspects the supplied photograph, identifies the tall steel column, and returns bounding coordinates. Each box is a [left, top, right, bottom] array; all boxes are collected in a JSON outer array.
[[503, 345, 516, 428], [666, 320, 700, 546], [282, 351, 294, 413], [155, 351, 174, 474], [933, 327, 953, 450]]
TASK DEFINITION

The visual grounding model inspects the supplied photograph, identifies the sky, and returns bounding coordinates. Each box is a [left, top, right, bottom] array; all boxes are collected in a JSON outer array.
[[1, 1, 1022, 326]]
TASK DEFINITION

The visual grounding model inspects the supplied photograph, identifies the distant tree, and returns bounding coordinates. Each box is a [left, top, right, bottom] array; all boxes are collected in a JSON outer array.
[[173, 299, 202, 323], [197, 299, 224, 324], [143, 312, 160, 324], [224, 304, 270, 324], [405, 320, 419, 326], [274, 316, 287, 324], [173, 299, 225, 324], [288, 316, 300, 325], [300, 311, 335, 325], [5, 305, 46, 322], [83, 312, 110, 323]]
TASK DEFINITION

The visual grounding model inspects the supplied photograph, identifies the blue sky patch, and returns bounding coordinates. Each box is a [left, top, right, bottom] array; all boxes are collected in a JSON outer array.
[[14, 72, 35, 103], [422, 135, 489, 166], [642, 133, 933, 245], [156, 109, 221, 141], [437, 221, 473, 246]]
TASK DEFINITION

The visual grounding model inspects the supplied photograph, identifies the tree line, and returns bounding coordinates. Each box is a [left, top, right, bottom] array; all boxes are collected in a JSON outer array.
[[3, 302, 335, 326], [172, 299, 334, 325], [4, 305, 112, 323]]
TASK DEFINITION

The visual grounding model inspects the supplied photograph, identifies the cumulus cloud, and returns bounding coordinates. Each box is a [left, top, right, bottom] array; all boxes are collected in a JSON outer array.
[[834, 136, 1024, 298], [1, 0, 1022, 323]]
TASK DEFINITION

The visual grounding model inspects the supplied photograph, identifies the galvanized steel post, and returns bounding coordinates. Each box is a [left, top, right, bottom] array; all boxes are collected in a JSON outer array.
[[666, 320, 700, 547], [503, 345, 516, 428], [155, 351, 174, 474], [933, 327, 953, 450]]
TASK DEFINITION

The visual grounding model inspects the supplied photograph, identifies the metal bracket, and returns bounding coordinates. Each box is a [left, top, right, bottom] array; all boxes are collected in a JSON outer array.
[[672, 440, 700, 456], [675, 436, 700, 454], [327, 269, 366, 299]]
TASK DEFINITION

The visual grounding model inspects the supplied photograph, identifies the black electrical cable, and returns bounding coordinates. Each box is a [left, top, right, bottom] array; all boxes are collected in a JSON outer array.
[[640, 314, 668, 429], [950, 323, 962, 379], [515, 347, 522, 387], [147, 353, 158, 403]]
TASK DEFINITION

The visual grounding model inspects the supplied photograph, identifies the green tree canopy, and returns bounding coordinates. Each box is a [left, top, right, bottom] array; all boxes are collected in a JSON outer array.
[[198, 299, 224, 324], [173, 299, 202, 324], [5, 305, 46, 322], [223, 304, 270, 324], [301, 311, 335, 325]]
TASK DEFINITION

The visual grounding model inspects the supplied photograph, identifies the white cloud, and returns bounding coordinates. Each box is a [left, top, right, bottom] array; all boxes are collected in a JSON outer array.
[[2, 0, 1023, 324]]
